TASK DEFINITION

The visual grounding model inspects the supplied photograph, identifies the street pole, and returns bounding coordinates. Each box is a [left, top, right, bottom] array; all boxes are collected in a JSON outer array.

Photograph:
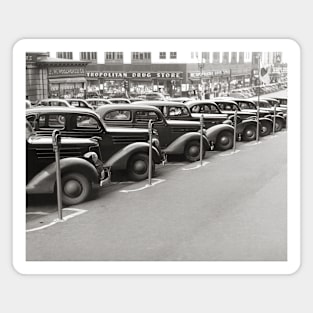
[[200, 114, 204, 166], [273, 103, 277, 135], [148, 119, 153, 185], [256, 55, 261, 142], [233, 109, 237, 152]]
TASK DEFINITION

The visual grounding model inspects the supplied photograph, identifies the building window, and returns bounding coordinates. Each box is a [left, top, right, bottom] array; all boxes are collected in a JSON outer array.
[[231, 52, 237, 64], [239, 52, 244, 63], [105, 52, 123, 61], [56, 52, 73, 59], [131, 52, 151, 63], [160, 52, 166, 59], [80, 52, 97, 63], [170, 52, 177, 59], [213, 52, 220, 64], [202, 52, 210, 61], [222, 52, 229, 64]]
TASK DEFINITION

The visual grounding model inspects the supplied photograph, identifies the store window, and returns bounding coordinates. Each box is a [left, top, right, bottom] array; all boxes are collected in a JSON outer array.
[[80, 52, 97, 63], [213, 52, 220, 64], [56, 52, 73, 59], [160, 52, 166, 59], [231, 52, 237, 64], [170, 52, 177, 59], [202, 52, 210, 61]]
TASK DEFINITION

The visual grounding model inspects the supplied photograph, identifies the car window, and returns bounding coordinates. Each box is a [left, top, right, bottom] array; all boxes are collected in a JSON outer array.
[[75, 115, 101, 129], [135, 111, 161, 123], [104, 110, 131, 121], [168, 106, 189, 117], [38, 114, 66, 129]]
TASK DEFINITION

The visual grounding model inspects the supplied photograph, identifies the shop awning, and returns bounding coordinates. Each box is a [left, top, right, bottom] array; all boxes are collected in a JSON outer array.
[[49, 77, 87, 84]]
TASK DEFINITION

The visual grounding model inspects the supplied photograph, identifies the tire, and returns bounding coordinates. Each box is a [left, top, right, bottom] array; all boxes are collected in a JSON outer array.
[[242, 125, 257, 141], [127, 153, 154, 181], [61, 172, 91, 206], [184, 140, 204, 162], [274, 118, 283, 132], [260, 121, 272, 137], [215, 131, 234, 151]]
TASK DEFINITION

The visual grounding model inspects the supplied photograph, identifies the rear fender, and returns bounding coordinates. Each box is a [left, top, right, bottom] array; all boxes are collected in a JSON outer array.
[[103, 142, 161, 170], [26, 157, 98, 195], [205, 124, 234, 143], [236, 119, 258, 134], [163, 132, 210, 155]]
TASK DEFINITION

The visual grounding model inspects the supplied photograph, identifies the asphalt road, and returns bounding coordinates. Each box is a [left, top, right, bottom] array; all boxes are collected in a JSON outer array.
[[26, 129, 287, 261]]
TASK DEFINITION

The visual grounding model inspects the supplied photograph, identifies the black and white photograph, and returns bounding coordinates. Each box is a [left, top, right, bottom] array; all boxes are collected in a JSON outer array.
[[13, 39, 300, 274]]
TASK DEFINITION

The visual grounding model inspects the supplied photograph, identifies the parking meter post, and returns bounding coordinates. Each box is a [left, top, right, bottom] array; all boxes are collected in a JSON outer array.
[[200, 114, 204, 166], [52, 130, 63, 221], [148, 119, 153, 186], [273, 104, 277, 135], [256, 105, 260, 142], [233, 110, 237, 152]]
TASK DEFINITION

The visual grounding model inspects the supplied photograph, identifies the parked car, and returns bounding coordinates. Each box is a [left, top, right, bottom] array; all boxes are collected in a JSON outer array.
[[26, 100, 32, 109], [26, 107, 162, 181], [144, 92, 166, 101], [96, 104, 211, 162], [135, 100, 238, 149], [26, 120, 110, 205], [35, 99, 72, 107], [272, 96, 288, 108], [85, 98, 113, 109], [107, 98, 131, 104], [66, 98, 94, 110], [260, 97, 287, 114], [230, 98, 286, 131], [211, 99, 274, 137]]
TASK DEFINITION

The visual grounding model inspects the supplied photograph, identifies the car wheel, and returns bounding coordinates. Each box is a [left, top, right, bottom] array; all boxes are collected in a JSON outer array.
[[127, 153, 154, 181], [242, 125, 257, 141], [274, 119, 283, 132], [215, 131, 233, 151], [260, 121, 272, 137], [61, 172, 91, 206], [184, 140, 204, 162]]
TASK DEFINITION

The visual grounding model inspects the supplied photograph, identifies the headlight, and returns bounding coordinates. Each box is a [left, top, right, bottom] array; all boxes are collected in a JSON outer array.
[[152, 137, 160, 148], [84, 151, 98, 164]]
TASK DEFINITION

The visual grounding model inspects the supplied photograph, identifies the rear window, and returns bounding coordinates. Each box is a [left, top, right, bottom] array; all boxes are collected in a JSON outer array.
[[104, 110, 131, 121], [38, 114, 66, 129], [135, 111, 160, 123]]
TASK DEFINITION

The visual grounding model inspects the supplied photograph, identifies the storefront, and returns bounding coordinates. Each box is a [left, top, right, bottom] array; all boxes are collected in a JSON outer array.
[[86, 64, 187, 97]]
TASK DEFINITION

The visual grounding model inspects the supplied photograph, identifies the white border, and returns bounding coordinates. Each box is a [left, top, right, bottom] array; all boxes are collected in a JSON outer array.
[[13, 39, 300, 275]]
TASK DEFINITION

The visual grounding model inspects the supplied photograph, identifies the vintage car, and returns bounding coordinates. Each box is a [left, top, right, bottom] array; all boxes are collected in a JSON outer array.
[[107, 98, 131, 104], [272, 96, 287, 108], [26, 120, 110, 205], [96, 104, 211, 162], [85, 98, 113, 109], [211, 99, 274, 137], [260, 97, 288, 114], [132, 101, 236, 149], [26, 107, 162, 181], [66, 98, 94, 110], [229, 98, 286, 131]]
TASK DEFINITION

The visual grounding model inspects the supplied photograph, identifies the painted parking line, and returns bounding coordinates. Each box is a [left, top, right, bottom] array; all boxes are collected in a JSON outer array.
[[119, 178, 165, 193], [182, 161, 210, 171], [26, 208, 87, 233], [219, 150, 241, 157]]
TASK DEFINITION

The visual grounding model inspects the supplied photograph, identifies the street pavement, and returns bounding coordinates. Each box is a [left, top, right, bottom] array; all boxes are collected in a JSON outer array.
[[26, 129, 287, 261]]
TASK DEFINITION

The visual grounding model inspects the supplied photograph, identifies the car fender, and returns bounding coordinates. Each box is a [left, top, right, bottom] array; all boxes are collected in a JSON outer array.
[[26, 157, 99, 195], [205, 124, 234, 143], [103, 142, 161, 170], [236, 119, 258, 134], [163, 132, 210, 155], [264, 114, 286, 124]]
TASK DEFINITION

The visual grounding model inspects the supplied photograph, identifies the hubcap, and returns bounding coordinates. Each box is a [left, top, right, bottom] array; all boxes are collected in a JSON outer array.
[[133, 160, 147, 174], [63, 180, 82, 198], [189, 146, 200, 157], [220, 136, 230, 145], [261, 126, 267, 133], [246, 129, 255, 137]]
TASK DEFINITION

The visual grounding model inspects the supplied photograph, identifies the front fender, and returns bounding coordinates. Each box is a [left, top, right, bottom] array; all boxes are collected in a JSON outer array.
[[236, 119, 258, 134], [103, 142, 161, 170], [164, 132, 210, 155], [205, 124, 234, 143], [26, 157, 98, 195]]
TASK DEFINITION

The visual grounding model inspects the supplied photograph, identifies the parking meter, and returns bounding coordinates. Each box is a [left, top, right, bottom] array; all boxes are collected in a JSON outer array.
[[148, 120, 153, 185], [256, 105, 260, 142], [273, 104, 277, 135], [200, 114, 204, 165], [233, 110, 238, 152], [52, 129, 63, 220]]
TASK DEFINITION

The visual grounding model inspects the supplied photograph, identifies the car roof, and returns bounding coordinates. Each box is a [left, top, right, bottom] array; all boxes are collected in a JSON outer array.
[[95, 104, 162, 116], [107, 98, 130, 101], [210, 99, 238, 104], [133, 100, 188, 107], [184, 100, 218, 107], [26, 106, 97, 115]]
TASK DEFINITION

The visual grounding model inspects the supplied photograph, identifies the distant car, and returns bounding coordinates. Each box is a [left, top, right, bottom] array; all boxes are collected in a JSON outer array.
[[272, 96, 287, 108], [66, 98, 94, 110], [107, 98, 131, 104], [36, 98, 72, 107], [26, 107, 162, 181], [96, 103, 211, 162], [85, 98, 113, 109], [144, 92, 166, 101], [26, 120, 110, 205], [168, 97, 193, 103]]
